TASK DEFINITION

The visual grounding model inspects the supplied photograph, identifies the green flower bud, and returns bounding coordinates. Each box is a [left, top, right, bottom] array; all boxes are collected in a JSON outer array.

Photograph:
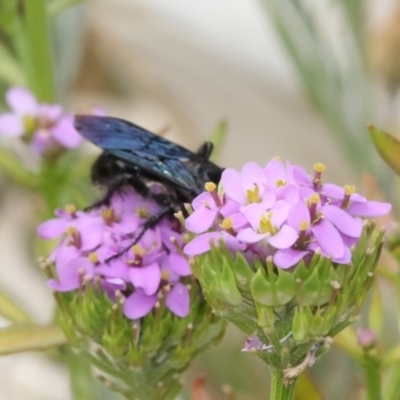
[[187, 220, 386, 381]]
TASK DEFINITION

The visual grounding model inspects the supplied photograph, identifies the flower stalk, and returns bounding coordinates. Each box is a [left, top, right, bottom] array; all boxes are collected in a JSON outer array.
[[270, 370, 297, 400]]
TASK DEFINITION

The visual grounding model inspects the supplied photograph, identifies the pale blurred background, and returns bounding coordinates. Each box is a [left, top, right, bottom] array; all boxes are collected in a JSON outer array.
[[1, 0, 400, 398]]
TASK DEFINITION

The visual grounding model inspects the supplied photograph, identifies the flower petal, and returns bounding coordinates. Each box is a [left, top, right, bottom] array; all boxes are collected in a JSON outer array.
[[184, 232, 222, 255], [166, 282, 190, 317], [264, 159, 286, 185], [274, 248, 308, 269], [32, 129, 54, 155], [168, 253, 192, 276], [311, 219, 344, 258], [347, 201, 392, 217], [52, 115, 82, 148], [241, 162, 267, 188], [129, 262, 161, 296], [267, 225, 298, 249], [37, 218, 68, 239], [6, 87, 37, 115], [287, 201, 310, 232], [236, 228, 269, 244], [0, 114, 24, 136], [322, 205, 362, 238], [124, 291, 157, 319], [49, 257, 94, 291], [185, 206, 218, 234], [221, 168, 246, 204]]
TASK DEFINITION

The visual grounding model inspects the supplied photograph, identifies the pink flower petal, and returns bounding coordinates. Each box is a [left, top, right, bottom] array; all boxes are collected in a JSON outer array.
[[129, 262, 161, 296], [241, 162, 267, 188], [221, 168, 246, 204], [236, 228, 269, 244], [228, 212, 249, 230], [274, 248, 308, 269], [219, 198, 240, 217], [290, 163, 312, 186], [311, 219, 344, 258], [31, 129, 52, 155], [322, 205, 362, 238], [287, 201, 310, 232], [322, 183, 344, 200], [52, 115, 82, 148], [270, 200, 291, 228], [96, 259, 130, 281], [0, 114, 24, 136], [242, 203, 265, 231], [37, 218, 68, 239], [333, 246, 352, 264], [264, 159, 286, 185], [49, 257, 94, 292], [166, 282, 190, 317], [184, 232, 222, 255], [168, 253, 192, 276], [277, 185, 300, 204], [267, 225, 298, 249], [124, 291, 157, 319], [223, 233, 247, 251], [347, 201, 392, 217], [6, 87, 38, 115], [37, 104, 63, 121], [80, 226, 104, 251], [185, 206, 218, 233], [192, 191, 215, 210]]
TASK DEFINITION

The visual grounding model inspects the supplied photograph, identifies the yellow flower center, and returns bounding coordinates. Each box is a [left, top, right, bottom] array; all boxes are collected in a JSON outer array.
[[259, 213, 275, 234], [276, 179, 287, 187], [136, 206, 149, 218], [246, 185, 261, 203]]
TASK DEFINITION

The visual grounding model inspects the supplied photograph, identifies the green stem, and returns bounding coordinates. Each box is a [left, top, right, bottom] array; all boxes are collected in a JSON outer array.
[[363, 356, 381, 400], [270, 370, 297, 400], [66, 350, 96, 400], [24, 0, 55, 101]]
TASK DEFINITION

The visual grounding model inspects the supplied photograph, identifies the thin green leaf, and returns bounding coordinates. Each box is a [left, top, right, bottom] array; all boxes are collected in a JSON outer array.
[[24, 0, 55, 102], [209, 120, 228, 163], [0, 288, 32, 323], [0, 324, 66, 355], [383, 364, 400, 400], [0, 41, 26, 85], [368, 124, 400, 176], [382, 345, 400, 368], [368, 279, 384, 337]]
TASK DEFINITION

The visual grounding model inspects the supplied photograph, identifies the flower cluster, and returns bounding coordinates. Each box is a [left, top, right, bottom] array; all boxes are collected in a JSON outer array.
[[38, 190, 191, 319], [0, 86, 83, 157], [184, 160, 391, 268]]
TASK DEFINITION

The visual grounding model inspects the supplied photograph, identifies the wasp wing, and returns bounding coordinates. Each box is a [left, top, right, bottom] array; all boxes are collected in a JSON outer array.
[[74, 115, 201, 192]]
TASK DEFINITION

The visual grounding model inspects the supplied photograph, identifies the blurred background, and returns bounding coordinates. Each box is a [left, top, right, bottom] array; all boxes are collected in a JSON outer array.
[[1, 0, 400, 398]]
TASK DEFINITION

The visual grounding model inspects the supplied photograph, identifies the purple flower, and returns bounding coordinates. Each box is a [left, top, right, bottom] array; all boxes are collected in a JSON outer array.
[[38, 190, 191, 319], [184, 160, 392, 270], [0, 86, 82, 156], [356, 328, 377, 348]]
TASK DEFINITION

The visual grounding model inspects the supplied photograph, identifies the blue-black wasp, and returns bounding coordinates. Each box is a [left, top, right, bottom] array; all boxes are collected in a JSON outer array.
[[74, 115, 224, 258]]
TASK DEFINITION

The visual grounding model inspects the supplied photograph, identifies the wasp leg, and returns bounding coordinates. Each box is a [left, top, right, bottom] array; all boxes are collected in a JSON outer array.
[[105, 206, 174, 262]]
